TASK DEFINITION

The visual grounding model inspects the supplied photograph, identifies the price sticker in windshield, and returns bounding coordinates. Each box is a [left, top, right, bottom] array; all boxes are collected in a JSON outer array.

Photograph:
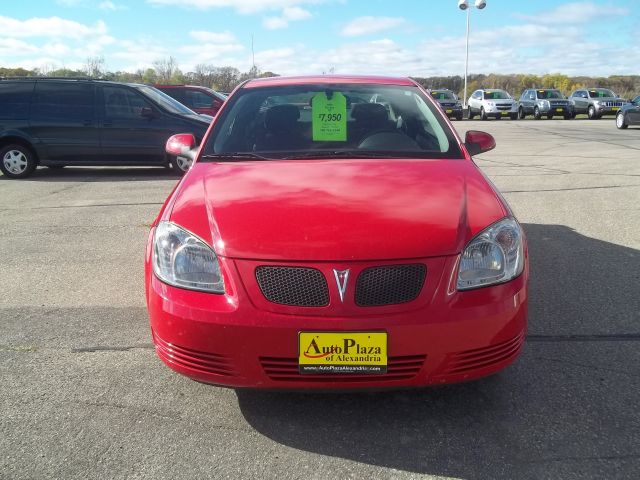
[[312, 92, 347, 142]]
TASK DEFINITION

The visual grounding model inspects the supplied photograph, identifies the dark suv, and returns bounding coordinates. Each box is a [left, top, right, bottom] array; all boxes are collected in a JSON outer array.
[[154, 85, 226, 116], [518, 89, 573, 120], [0, 78, 211, 179], [429, 89, 463, 120]]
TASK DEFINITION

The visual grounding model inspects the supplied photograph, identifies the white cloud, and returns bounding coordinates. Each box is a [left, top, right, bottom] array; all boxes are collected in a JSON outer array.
[[189, 30, 237, 43], [99, 1, 128, 11], [0, 16, 107, 39], [263, 6, 312, 29], [341, 16, 406, 37], [146, 0, 324, 14], [514, 2, 629, 24], [0, 38, 40, 56]]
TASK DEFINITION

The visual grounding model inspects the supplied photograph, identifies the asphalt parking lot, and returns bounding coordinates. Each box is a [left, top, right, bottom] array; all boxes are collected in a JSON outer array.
[[1, 118, 639, 480]]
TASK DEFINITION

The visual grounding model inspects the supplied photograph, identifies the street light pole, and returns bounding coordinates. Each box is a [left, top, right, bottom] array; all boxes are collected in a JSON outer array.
[[464, 7, 470, 109], [458, 0, 487, 112]]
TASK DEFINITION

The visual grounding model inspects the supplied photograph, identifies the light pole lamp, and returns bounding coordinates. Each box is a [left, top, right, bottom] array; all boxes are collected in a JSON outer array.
[[458, 0, 487, 111]]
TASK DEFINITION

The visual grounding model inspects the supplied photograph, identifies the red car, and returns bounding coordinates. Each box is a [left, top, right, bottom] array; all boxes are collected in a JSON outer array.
[[145, 75, 529, 389], [154, 84, 226, 116]]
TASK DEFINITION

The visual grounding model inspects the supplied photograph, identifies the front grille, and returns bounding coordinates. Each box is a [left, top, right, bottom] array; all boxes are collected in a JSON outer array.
[[496, 105, 512, 111], [550, 101, 568, 107], [355, 264, 426, 307], [603, 101, 623, 107], [256, 266, 329, 307], [260, 355, 426, 382]]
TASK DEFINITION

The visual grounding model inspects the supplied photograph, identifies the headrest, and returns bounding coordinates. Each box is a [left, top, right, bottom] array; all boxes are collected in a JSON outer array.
[[351, 103, 389, 127], [265, 104, 300, 132]]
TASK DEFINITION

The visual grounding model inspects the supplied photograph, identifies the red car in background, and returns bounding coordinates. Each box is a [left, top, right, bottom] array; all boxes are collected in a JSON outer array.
[[145, 75, 529, 389], [154, 84, 226, 116]]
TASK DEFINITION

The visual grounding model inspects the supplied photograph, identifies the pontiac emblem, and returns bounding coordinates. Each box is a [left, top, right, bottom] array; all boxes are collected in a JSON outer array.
[[333, 269, 350, 303]]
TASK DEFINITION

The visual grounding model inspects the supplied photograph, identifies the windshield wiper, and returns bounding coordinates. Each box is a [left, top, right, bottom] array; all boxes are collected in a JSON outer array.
[[200, 152, 273, 162], [280, 150, 426, 160]]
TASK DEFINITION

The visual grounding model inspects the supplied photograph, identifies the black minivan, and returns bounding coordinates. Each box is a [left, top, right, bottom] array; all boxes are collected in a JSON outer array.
[[0, 78, 211, 178]]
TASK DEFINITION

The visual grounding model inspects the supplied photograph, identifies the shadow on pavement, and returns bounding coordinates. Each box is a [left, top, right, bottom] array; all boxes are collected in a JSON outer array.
[[236, 224, 640, 479], [0, 166, 178, 182]]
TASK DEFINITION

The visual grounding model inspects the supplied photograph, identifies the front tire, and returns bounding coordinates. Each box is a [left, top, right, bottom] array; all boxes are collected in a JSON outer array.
[[170, 155, 192, 175], [518, 107, 526, 120], [588, 105, 598, 120], [533, 107, 542, 120], [455, 112, 463, 121], [616, 112, 628, 129], [510, 113, 518, 120], [0, 144, 38, 179], [480, 107, 488, 121]]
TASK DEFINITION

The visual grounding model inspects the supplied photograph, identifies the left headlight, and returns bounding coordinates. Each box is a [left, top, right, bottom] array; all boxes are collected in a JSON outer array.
[[457, 217, 524, 291], [152, 221, 225, 293]]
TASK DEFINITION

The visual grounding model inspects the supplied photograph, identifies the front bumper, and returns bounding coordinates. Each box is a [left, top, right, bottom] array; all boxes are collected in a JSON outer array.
[[538, 104, 572, 115], [595, 105, 623, 116], [483, 104, 517, 117], [439, 104, 463, 117], [146, 251, 528, 389]]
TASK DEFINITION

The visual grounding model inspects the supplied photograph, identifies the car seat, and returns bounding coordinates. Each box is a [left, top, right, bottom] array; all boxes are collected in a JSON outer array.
[[258, 104, 305, 151]]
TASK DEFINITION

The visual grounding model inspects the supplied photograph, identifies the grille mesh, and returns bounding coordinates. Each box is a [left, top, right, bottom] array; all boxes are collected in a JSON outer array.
[[256, 266, 329, 307], [355, 264, 426, 307]]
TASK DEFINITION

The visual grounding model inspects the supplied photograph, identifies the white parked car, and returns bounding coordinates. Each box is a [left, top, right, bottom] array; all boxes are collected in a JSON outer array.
[[468, 89, 518, 120]]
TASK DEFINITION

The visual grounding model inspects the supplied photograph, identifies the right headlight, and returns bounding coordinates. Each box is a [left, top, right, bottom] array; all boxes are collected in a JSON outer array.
[[457, 217, 524, 290], [152, 221, 225, 293]]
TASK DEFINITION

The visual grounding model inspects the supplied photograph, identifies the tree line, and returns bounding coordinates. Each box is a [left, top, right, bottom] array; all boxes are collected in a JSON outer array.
[[1, 56, 638, 98], [413, 73, 640, 100]]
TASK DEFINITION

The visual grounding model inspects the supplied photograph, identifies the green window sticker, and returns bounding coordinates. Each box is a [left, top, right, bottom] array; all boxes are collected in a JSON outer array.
[[312, 92, 347, 142]]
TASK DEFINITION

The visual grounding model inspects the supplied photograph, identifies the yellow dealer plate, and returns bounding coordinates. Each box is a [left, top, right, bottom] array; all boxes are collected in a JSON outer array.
[[556, 108, 563, 112], [612, 107, 620, 111], [445, 109, 453, 114], [298, 332, 387, 374]]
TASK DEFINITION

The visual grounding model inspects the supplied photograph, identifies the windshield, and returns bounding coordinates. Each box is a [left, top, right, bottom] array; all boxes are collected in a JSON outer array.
[[588, 89, 616, 98], [135, 85, 197, 115], [431, 91, 456, 100], [537, 90, 563, 99], [484, 90, 511, 100], [202, 84, 461, 160]]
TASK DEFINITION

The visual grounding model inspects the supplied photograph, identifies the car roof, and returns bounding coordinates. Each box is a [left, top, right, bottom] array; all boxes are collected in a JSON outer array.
[[0, 77, 146, 88], [243, 75, 417, 89]]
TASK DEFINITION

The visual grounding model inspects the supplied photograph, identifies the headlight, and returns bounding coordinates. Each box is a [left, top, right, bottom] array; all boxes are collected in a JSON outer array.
[[539, 100, 550, 108], [152, 221, 225, 293], [486, 101, 495, 106], [457, 217, 524, 290]]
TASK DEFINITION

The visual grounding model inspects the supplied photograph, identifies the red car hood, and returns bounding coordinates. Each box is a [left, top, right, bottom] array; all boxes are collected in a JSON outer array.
[[169, 159, 507, 261]]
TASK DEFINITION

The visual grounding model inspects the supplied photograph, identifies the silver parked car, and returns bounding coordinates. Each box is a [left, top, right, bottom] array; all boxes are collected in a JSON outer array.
[[569, 88, 624, 119], [468, 89, 518, 120], [518, 89, 573, 120]]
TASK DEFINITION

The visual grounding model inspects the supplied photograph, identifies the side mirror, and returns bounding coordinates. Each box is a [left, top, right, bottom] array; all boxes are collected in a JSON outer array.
[[141, 107, 159, 119], [464, 130, 496, 156], [166, 133, 197, 160]]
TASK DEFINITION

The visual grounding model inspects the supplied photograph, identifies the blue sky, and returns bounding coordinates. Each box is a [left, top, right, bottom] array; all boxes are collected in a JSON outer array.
[[1, 0, 638, 76]]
